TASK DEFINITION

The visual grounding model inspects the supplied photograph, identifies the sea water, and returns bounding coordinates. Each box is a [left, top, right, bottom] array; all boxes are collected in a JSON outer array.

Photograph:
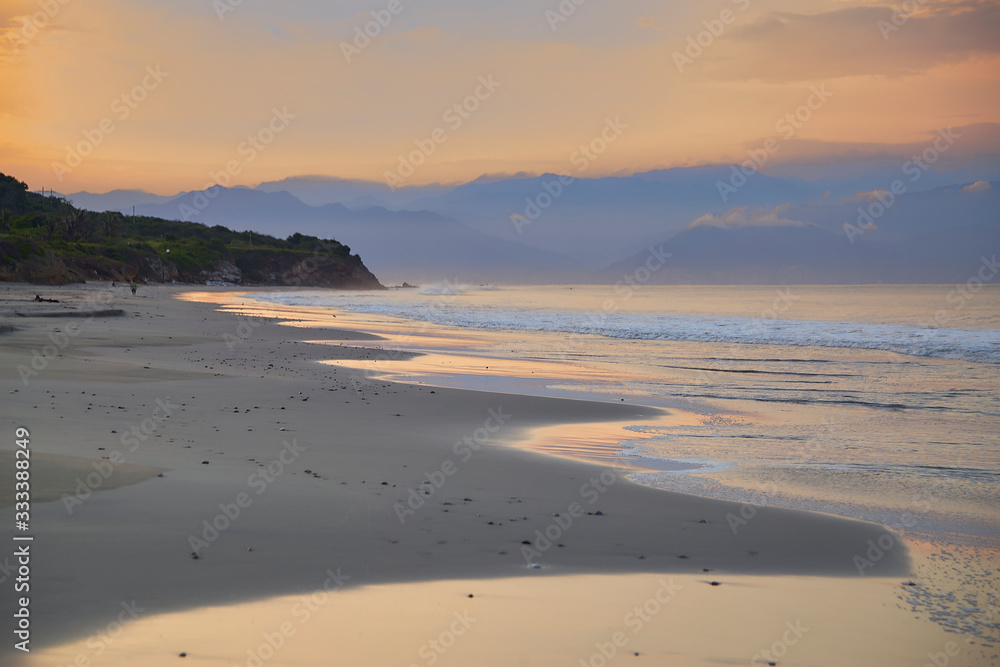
[[251, 284, 999, 533], [251, 283, 1000, 644]]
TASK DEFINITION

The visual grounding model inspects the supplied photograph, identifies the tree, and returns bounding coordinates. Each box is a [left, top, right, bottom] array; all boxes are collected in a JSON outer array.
[[63, 209, 90, 240], [0, 207, 10, 233], [101, 211, 122, 239], [43, 214, 59, 241]]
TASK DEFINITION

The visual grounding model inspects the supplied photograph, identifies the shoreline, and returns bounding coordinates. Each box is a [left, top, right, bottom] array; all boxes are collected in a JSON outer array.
[[1, 282, 988, 665]]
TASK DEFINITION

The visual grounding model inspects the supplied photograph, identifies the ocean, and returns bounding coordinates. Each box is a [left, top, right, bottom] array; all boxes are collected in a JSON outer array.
[[249, 283, 1000, 642], [249, 284, 999, 537]]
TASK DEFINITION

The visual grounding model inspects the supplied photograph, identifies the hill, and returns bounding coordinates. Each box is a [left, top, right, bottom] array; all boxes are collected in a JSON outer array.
[[0, 173, 382, 288]]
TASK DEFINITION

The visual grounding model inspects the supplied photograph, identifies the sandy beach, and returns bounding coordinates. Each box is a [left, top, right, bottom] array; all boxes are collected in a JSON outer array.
[[0, 282, 985, 666]]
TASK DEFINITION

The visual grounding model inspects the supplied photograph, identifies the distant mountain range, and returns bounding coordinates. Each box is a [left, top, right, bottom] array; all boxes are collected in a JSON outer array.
[[62, 161, 1000, 284]]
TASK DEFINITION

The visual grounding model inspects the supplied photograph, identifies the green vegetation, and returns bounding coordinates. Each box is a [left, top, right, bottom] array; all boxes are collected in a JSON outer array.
[[0, 172, 381, 287]]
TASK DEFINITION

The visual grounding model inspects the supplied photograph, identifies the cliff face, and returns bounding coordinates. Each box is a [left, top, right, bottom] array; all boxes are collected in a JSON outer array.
[[0, 239, 383, 288], [228, 248, 383, 288]]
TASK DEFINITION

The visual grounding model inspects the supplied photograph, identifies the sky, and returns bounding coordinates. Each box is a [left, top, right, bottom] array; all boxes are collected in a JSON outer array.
[[1, 0, 999, 194]]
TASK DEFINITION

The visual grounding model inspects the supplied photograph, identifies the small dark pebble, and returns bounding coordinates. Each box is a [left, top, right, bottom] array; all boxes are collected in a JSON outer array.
[[157, 473, 164, 477], [677, 554, 688, 559], [468, 594, 474, 598], [699, 519, 708, 524], [381, 482, 389, 486], [464, 498, 473, 502], [191, 553, 199, 560], [179, 653, 187, 657], [521, 540, 531, 545], [305, 470, 312, 474], [709, 581, 721, 586], [201, 461, 209, 465]]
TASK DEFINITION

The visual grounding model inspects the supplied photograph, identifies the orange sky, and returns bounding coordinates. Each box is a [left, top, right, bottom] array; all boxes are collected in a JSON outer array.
[[1, 0, 998, 194]]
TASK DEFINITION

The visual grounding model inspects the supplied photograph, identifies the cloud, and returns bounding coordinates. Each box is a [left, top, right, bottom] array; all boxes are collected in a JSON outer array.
[[688, 205, 812, 229], [754, 123, 1000, 170], [700, 1, 1000, 82], [851, 189, 890, 201], [0, 0, 77, 61], [962, 180, 992, 191]]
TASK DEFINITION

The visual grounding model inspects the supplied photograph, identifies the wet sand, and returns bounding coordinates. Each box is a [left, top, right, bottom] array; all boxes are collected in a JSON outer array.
[[0, 283, 979, 665]]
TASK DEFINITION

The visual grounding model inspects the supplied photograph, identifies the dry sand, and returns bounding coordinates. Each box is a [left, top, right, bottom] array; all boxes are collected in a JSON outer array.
[[0, 282, 977, 665]]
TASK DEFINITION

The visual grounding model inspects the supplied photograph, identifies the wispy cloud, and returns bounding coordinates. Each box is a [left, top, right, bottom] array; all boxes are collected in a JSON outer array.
[[702, 1, 1000, 82], [688, 205, 812, 230], [962, 180, 992, 191]]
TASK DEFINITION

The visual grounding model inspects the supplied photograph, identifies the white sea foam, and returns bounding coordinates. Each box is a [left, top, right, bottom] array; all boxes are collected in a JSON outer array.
[[249, 291, 1000, 364]]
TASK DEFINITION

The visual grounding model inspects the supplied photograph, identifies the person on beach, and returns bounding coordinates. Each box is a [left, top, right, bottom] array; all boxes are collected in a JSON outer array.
[[130, 280, 137, 296]]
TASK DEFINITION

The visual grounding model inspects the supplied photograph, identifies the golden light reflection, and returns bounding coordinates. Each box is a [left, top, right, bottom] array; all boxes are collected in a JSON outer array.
[[26, 572, 963, 667]]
